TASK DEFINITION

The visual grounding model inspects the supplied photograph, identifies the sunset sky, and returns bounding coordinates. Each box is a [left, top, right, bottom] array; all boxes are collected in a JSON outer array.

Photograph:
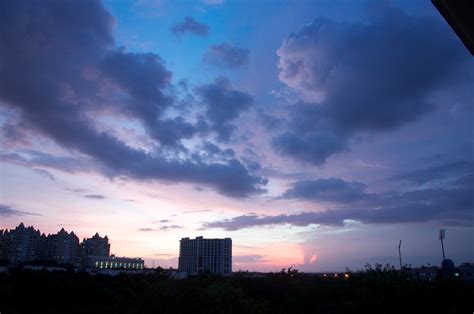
[[0, 0, 473, 272]]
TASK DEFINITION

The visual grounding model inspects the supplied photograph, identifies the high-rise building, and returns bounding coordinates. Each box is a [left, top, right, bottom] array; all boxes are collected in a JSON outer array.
[[0, 223, 43, 262], [79, 232, 110, 257], [178, 236, 232, 275], [44, 228, 79, 264], [0, 224, 143, 269]]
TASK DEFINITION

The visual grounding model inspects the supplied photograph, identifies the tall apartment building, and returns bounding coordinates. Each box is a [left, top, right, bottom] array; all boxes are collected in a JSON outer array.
[[0, 224, 142, 270], [178, 236, 232, 275], [45, 228, 80, 264], [0, 223, 43, 262], [79, 232, 110, 257]]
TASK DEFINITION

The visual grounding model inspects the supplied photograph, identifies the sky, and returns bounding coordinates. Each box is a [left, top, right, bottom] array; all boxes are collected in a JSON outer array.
[[0, 0, 473, 272]]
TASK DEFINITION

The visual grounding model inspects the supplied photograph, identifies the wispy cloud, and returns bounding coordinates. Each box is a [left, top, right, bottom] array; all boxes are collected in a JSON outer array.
[[83, 194, 106, 200], [203, 43, 249, 68], [33, 168, 56, 181], [138, 228, 156, 232], [183, 209, 213, 214], [159, 225, 183, 231], [171, 16, 208, 37], [0, 204, 40, 217]]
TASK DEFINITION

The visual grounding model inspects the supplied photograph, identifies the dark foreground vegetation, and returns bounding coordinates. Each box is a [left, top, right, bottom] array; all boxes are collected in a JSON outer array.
[[0, 268, 472, 314]]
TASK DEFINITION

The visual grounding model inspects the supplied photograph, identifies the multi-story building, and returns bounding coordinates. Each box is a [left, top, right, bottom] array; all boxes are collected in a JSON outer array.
[[81, 255, 144, 270], [178, 236, 232, 275], [44, 228, 80, 264], [0, 224, 144, 269], [0, 223, 43, 262], [79, 232, 110, 257]]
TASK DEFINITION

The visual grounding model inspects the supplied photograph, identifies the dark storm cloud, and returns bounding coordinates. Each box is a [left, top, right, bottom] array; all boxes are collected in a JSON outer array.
[[197, 77, 253, 142], [171, 16, 209, 37], [100, 51, 207, 148], [274, 7, 472, 165], [203, 43, 249, 68], [281, 178, 368, 203], [0, 0, 266, 198], [273, 128, 348, 166], [0, 204, 39, 217], [100, 51, 172, 123], [148, 117, 203, 148], [203, 175, 474, 230]]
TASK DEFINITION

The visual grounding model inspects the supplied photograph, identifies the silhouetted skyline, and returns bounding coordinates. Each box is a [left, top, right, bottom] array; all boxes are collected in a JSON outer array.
[[0, 0, 472, 272]]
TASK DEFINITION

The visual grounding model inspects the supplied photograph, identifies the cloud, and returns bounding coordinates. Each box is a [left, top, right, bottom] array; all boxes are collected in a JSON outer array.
[[256, 109, 284, 131], [281, 178, 368, 203], [0, 150, 90, 173], [203, 43, 249, 68], [274, 6, 472, 165], [138, 228, 156, 232], [84, 194, 106, 200], [203, 176, 474, 230], [0, 0, 266, 198], [32, 168, 56, 181], [392, 160, 474, 185], [171, 16, 209, 37], [1, 120, 30, 146], [273, 125, 348, 166], [99, 50, 206, 148], [159, 224, 183, 231], [182, 209, 212, 214], [0, 204, 39, 217], [197, 77, 253, 142], [99, 50, 172, 121], [65, 188, 89, 193]]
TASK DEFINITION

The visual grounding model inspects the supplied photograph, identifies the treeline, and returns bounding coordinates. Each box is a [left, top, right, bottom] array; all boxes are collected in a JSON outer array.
[[0, 267, 472, 314]]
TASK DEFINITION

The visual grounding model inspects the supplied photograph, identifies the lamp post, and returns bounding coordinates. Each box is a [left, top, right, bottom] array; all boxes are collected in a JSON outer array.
[[439, 229, 446, 260], [398, 240, 403, 270]]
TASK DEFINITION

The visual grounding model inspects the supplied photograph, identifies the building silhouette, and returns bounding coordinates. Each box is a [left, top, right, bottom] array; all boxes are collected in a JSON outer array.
[[79, 232, 110, 257], [0, 223, 143, 269], [0, 223, 43, 262], [45, 228, 80, 264], [179, 236, 232, 275]]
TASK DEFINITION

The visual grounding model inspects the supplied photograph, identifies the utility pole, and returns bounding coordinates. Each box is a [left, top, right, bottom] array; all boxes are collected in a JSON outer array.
[[398, 240, 403, 270], [439, 229, 446, 260]]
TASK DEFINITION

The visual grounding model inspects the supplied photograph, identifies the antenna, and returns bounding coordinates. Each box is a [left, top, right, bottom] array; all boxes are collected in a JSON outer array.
[[398, 240, 403, 270], [439, 229, 446, 260]]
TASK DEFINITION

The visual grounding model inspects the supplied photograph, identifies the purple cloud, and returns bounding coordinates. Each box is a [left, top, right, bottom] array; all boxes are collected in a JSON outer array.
[[274, 6, 473, 165], [171, 16, 209, 37], [203, 43, 249, 68], [0, 0, 266, 198]]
